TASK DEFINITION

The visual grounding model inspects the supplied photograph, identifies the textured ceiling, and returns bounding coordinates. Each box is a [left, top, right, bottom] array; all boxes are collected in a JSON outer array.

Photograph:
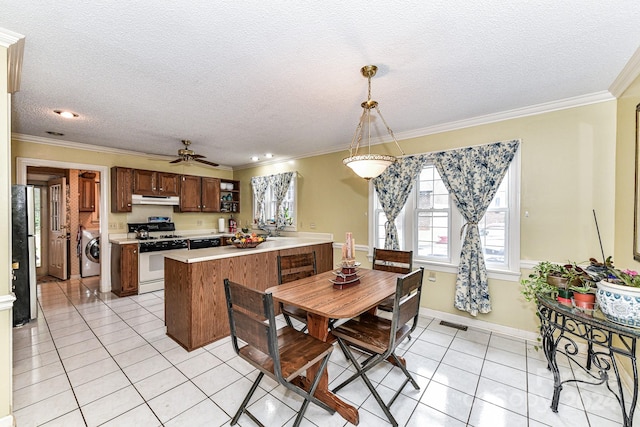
[[2, 1, 640, 169]]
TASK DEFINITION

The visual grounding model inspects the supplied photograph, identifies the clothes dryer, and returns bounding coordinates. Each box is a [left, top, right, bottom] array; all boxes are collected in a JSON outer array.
[[81, 229, 100, 277]]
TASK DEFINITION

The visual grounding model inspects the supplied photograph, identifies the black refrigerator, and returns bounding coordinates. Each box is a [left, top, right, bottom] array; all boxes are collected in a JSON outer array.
[[12, 184, 37, 327]]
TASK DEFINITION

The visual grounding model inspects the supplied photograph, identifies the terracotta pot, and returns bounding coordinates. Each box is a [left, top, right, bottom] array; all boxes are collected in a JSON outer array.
[[547, 275, 581, 289], [572, 292, 596, 310]]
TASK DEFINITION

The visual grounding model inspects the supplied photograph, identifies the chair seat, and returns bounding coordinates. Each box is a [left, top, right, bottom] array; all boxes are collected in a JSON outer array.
[[239, 326, 333, 381], [282, 304, 308, 323], [332, 313, 411, 355], [376, 296, 395, 312]]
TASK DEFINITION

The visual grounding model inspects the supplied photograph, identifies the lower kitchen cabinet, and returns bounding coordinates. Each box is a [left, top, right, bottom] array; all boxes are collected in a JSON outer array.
[[111, 243, 139, 296]]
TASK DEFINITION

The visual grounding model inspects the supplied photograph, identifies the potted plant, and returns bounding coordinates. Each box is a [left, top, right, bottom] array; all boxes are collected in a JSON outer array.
[[569, 283, 596, 310], [520, 261, 587, 304], [520, 261, 559, 303], [594, 257, 640, 327]]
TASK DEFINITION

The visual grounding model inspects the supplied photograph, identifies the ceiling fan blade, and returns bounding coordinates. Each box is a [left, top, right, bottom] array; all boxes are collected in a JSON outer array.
[[191, 154, 205, 159], [169, 158, 184, 164], [194, 158, 219, 167]]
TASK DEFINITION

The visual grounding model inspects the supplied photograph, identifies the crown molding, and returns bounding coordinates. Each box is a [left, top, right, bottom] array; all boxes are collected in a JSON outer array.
[[609, 45, 640, 98], [395, 91, 615, 140], [12, 133, 233, 171], [0, 27, 25, 93]]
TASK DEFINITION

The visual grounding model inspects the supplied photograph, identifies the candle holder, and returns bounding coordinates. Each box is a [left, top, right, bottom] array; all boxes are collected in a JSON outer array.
[[330, 261, 361, 289]]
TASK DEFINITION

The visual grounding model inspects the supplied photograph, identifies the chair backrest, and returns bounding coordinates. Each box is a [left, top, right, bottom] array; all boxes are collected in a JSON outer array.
[[277, 252, 317, 284], [389, 267, 424, 349], [372, 248, 413, 274], [224, 279, 282, 375]]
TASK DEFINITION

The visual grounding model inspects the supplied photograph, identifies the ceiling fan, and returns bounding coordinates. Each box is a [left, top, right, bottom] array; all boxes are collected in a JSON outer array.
[[169, 139, 219, 167]]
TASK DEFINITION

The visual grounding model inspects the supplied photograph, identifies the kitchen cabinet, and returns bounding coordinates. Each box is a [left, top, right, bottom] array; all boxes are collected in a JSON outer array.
[[110, 167, 133, 213], [220, 179, 240, 213], [177, 175, 220, 212], [79, 176, 95, 212], [111, 243, 138, 296], [133, 169, 179, 196]]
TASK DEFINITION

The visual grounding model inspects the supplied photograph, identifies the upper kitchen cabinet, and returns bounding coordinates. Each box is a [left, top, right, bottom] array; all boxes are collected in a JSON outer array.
[[79, 176, 96, 212], [177, 175, 221, 213], [111, 167, 133, 213], [220, 179, 240, 213], [133, 169, 180, 197]]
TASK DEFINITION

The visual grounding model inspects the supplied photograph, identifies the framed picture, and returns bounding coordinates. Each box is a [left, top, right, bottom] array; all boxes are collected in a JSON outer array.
[[634, 103, 640, 261]]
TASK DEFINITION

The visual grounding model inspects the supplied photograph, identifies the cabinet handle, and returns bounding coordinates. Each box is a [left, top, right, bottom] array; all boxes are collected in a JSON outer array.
[[133, 250, 137, 254], [202, 205, 206, 208], [159, 187, 163, 191], [127, 203, 131, 207]]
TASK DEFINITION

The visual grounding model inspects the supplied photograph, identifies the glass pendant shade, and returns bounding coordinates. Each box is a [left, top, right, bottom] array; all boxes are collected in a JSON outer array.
[[343, 154, 396, 179]]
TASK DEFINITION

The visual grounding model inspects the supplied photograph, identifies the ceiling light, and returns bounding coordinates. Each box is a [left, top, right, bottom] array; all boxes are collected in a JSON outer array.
[[265, 153, 273, 159], [53, 110, 78, 119], [251, 156, 259, 162], [343, 65, 404, 180]]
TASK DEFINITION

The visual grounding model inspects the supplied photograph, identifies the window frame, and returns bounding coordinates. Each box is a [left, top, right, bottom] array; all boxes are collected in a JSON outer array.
[[252, 174, 298, 232], [369, 150, 521, 282]]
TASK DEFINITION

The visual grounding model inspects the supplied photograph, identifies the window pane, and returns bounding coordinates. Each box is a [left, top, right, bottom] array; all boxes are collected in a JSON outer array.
[[480, 210, 506, 264], [416, 211, 448, 259]]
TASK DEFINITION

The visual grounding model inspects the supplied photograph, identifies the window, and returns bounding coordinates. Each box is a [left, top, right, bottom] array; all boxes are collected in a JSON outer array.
[[371, 153, 520, 279], [252, 174, 297, 231]]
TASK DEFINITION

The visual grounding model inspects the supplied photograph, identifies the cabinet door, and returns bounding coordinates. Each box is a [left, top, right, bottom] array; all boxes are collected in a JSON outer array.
[[179, 175, 202, 212], [79, 177, 95, 212], [158, 172, 180, 196], [121, 244, 139, 294], [133, 169, 157, 196], [201, 177, 221, 212], [110, 167, 132, 212]]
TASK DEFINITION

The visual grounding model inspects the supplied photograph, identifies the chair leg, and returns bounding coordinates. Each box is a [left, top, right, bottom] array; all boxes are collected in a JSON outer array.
[[231, 371, 264, 426], [282, 313, 295, 329], [286, 353, 334, 427]]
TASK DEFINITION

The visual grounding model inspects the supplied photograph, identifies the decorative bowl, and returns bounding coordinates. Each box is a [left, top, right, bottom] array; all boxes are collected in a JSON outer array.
[[231, 240, 264, 249], [596, 280, 640, 327]]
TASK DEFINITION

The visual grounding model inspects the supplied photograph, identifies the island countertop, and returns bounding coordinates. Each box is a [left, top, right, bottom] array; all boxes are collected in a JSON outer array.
[[163, 237, 333, 263]]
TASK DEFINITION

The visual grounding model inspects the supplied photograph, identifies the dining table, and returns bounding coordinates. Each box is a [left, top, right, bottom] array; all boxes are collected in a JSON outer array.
[[266, 268, 402, 426]]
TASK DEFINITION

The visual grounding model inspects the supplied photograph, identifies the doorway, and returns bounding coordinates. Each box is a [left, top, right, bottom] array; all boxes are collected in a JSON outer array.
[[16, 158, 111, 292]]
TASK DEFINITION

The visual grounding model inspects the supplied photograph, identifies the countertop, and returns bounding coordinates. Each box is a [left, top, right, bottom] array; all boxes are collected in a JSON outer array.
[[164, 237, 333, 263], [109, 233, 234, 245]]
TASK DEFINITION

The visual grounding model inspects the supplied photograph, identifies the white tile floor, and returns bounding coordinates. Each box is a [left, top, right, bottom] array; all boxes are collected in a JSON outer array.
[[11, 277, 632, 426]]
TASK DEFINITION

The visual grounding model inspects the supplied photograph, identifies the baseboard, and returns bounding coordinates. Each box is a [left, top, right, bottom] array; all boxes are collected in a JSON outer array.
[[0, 414, 15, 427], [420, 307, 540, 342]]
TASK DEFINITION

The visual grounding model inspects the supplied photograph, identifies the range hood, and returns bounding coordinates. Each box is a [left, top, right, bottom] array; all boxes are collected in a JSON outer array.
[[131, 194, 180, 206]]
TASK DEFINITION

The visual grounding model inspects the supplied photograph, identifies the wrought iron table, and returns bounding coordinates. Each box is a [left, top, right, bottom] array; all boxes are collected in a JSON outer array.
[[537, 295, 640, 426]]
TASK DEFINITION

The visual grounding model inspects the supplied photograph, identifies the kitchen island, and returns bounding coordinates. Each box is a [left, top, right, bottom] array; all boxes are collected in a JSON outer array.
[[163, 237, 334, 351]]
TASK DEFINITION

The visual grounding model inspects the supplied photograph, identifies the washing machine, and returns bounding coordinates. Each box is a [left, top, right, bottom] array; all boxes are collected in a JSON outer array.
[[81, 229, 100, 277]]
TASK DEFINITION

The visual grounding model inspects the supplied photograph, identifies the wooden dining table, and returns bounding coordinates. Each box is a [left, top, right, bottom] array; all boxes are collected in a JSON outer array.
[[266, 268, 401, 426]]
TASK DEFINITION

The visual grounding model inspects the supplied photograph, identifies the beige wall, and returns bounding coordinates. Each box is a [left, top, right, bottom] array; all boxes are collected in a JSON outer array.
[[235, 101, 618, 334], [1, 43, 13, 421]]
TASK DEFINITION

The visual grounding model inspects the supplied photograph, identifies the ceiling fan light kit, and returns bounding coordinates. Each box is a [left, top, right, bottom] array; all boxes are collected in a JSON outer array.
[[169, 139, 219, 167], [343, 65, 405, 180]]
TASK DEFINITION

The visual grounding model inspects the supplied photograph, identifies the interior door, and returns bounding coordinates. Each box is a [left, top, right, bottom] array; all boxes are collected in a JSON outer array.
[[48, 177, 68, 280]]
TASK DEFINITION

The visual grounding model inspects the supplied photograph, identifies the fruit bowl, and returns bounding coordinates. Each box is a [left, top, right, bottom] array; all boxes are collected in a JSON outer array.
[[231, 240, 264, 249]]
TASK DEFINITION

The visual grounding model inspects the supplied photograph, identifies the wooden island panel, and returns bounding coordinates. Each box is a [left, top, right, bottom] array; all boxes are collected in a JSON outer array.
[[165, 242, 332, 351]]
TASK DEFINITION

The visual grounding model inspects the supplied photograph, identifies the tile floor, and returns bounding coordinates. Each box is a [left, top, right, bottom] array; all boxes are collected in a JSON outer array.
[[11, 277, 634, 426]]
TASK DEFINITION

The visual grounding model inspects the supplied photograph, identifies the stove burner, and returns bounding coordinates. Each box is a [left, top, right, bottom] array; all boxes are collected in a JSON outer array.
[[160, 234, 183, 238]]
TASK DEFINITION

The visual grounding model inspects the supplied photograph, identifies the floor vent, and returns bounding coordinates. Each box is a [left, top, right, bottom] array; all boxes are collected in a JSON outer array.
[[439, 320, 468, 331]]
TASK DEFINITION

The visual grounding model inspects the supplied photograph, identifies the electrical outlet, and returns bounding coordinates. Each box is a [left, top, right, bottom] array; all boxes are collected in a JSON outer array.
[[118, 223, 125, 229], [310, 222, 316, 229], [196, 220, 203, 226], [108, 223, 118, 230]]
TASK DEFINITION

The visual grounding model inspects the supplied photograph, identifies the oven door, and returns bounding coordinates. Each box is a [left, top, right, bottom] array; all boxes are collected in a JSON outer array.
[[138, 248, 187, 294]]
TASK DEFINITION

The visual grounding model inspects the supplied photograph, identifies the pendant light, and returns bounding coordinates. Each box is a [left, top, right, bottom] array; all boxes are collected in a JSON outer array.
[[343, 65, 405, 180]]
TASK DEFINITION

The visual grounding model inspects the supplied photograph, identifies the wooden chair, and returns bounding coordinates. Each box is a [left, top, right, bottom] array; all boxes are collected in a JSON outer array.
[[277, 252, 317, 331], [331, 267, 424, 427], [224, 279, 335, 427], [372, 248, 413, 312]]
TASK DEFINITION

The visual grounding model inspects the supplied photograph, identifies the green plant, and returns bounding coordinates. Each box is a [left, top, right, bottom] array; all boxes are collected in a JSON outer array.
[[569, 283, 595, 294], [520, 262, 559, 302]]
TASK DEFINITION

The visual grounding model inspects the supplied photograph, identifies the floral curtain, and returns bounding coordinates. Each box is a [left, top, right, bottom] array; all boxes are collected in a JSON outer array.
[[250, 176, 270, 227], [270, 172, 294, 229], [372, 156, 425, 250], [432, 140, 520, 316]]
